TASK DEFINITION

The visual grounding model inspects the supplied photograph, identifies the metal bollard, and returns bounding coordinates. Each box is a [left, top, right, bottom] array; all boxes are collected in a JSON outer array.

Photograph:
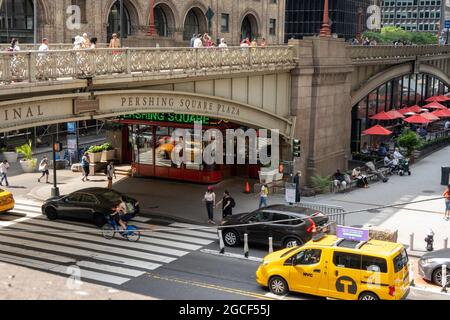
[[410, 233, 414, 251], [218, 229, 225, 254], [442, 265, 448, 293], [244, 233, 249, 258], [269, 237, 273, 254], [445, 238, 448, 249]]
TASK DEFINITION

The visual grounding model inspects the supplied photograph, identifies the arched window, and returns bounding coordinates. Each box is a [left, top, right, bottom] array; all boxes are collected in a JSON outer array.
[[241, 14, 259, 41], [154, 5, 168, 37], [0, 0, 34, 43], [183, 8, 206, 41], [107, 0, 131, 41]]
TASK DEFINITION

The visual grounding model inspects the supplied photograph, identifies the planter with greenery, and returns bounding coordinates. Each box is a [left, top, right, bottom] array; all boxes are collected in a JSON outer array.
[[310, 174, 332, 194], [0, 146, 18, 163], [87, 145, 104, 163], [396, 130, 421, 163], [16, 141, 37, 173], [415, 135, 450, 158], [100, 143, 116, 162]]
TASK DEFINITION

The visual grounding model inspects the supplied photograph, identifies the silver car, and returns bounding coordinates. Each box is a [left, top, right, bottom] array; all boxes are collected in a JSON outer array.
[[419, 249, 450, 286]]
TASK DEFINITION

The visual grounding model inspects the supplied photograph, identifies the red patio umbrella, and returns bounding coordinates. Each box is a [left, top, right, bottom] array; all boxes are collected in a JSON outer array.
[[362, 125, 393, 136], [370, 111, 396, 121], [425, 96, 447, 103], [432, 109, 450, 118], [397, 107, 412, 115], [439, 95, 450, 102], [404, 114, 431, 124], [386, 110, 405, 119], [408, 105, 423, 113], [423, 102, 447, 110], [421, 112, 440, 122]]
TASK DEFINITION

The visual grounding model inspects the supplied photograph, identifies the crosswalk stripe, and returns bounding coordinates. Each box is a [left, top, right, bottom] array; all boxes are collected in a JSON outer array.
[[0, 234, 162, 271], [11, 204, 42, 213], [0, 252, 131, 286], [7, 210, 42, 217], [169, 222, 218, 234], [4, 228, 178, 263], [13, 199, 43, 207], [20, 219, 190, 257], [145, 231, 214, 245], [162, 228, 218, 240], [0, 243, 76, 264], [130, 216, 152, 223], [76, 261, 145, 277]]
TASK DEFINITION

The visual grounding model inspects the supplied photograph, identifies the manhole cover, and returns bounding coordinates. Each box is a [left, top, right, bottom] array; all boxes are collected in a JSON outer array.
[[368, 209, 381, 213], [422, 190, 436, 194]]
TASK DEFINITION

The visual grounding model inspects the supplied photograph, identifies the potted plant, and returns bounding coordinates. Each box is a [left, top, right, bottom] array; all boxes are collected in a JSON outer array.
[[310, 174, 333, 194], [1, 146, 18, 163], [396, 130, 421, 163], [87, 145, 103, 163], [16, 140, 37, 173], [100, 142, 116, 162]]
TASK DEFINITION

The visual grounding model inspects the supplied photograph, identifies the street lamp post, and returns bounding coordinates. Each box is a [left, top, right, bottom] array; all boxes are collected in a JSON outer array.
[[147, 0, 156, 36], [356, 7, 363, 42], [319, 0, 331, 37]]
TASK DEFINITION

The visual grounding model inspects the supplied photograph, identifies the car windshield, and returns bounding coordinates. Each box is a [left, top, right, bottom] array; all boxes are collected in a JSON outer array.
[[393, 249, 409, 273], [98, 190, 123, 203]]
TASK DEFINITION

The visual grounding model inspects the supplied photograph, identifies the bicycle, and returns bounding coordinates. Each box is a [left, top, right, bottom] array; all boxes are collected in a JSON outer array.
[[102, 215, 141, 242]]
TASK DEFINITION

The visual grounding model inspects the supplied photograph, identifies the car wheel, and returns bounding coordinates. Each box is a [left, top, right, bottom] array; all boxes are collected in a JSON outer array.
[[359, 292, 379, 300], [269, 276, 289, 296], [223, 229, 240, 247], [93, 213, 106, 228], [284, 238, 303, 248], [432, 268, 450, 286], [45, 207, 58, 221]]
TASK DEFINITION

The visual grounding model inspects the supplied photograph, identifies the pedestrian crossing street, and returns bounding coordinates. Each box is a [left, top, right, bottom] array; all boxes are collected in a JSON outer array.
[[0, 198, 218, 287]]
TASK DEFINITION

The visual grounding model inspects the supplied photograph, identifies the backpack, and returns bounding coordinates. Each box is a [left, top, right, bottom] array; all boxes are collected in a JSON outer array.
[[229, 197, 236, 209]]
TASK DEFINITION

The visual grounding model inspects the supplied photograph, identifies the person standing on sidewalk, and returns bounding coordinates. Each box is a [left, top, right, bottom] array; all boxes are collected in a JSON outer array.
[[38, 155, 50, 183], [444, 185, 450, 221], [216, 191, 235, 222], [81, 152, 90, 182], [203, 186, 216, 225], [106, 162, 116, 190], [258, 182, 269, 209], [0, 160, 10, 187]]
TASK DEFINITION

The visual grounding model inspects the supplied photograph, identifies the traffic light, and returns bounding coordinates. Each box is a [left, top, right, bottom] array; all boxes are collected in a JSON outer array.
[[53, 142, 63, 152], [292, 139, 301, 158]]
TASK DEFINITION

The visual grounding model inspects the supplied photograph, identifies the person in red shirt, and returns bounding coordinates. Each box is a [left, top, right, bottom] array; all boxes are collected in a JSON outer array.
[[444, 185, 450, 221]]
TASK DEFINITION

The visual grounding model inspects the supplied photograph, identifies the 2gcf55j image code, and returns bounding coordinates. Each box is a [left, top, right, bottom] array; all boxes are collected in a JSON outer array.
[[178, 304, 271, 319]]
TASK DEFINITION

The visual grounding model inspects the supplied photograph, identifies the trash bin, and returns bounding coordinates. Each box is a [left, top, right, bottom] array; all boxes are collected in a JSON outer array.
[[442, 166, 450, 186]]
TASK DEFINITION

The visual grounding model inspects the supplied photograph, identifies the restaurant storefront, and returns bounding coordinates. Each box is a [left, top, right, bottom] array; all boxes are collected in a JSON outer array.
[[114, 112, 269, 184]]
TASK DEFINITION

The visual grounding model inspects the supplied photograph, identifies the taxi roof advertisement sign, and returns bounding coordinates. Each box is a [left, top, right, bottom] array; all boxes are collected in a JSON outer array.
[[337, 226, 369, 242]]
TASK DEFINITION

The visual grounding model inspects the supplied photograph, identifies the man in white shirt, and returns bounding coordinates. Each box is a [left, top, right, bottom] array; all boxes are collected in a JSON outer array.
[[218, 38, 228, 48], [393, 148, 404, 161], [38, 38, 49, 57], [193, 35, 203, 48], [0, 160, 10, 187]]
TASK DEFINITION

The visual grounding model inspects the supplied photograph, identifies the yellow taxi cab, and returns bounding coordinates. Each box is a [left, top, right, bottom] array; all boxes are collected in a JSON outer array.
[[0, 188, 15, 213], [256, 234, 411, 300]]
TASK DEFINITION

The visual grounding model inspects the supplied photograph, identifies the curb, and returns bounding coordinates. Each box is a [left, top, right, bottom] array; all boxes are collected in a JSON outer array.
[[410, 285, 450, 297], [200, 249, 263, 263]]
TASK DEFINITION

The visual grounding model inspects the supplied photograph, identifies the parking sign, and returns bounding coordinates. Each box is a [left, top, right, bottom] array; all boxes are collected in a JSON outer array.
[[445, 20, 450, 29]]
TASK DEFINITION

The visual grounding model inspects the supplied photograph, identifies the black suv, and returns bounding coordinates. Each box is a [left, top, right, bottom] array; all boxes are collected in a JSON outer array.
[[219, 205, 329, 248]]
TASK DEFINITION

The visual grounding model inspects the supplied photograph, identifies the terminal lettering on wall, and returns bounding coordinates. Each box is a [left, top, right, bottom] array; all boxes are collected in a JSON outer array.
[[2, 105, 44, 121]]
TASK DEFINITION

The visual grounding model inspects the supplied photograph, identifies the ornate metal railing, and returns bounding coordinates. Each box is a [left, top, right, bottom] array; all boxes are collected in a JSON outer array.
[[0, 46, 296, 84], [349, 44, 450, 62]]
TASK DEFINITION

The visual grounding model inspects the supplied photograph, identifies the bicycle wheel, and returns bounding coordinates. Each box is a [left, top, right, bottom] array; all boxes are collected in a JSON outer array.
[[102, 224, 115, 240], [125, 226, 140, 242]]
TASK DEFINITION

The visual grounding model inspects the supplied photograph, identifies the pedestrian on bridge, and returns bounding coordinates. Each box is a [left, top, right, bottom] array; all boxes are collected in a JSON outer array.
[[0, 160, 10, 187]]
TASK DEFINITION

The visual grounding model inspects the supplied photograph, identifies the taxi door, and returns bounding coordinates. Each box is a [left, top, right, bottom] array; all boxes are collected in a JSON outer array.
[[327, 251, 362, 300], [288, 248, 324, 295]]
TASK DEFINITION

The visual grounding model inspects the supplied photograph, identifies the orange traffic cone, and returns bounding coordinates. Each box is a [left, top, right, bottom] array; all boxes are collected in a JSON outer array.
[[245, 181, 251, 194]]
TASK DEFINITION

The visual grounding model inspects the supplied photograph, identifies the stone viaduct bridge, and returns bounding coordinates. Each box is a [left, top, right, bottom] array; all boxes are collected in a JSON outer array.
[[1, 38, 450, 180]]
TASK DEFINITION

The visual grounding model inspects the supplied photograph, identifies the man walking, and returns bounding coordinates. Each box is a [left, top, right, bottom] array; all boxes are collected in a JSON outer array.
[[216, 190, 235, 222], [0, 160, 10, 187], [106, 162, 116, 190], [203, 186, 216, 225], [259, 182, 269, 209], [38, 155, 50, 183], [81, 152, 90, 182]]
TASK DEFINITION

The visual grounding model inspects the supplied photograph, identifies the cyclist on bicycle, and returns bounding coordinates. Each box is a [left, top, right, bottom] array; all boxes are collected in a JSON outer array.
[[111, 200, 127, 231]]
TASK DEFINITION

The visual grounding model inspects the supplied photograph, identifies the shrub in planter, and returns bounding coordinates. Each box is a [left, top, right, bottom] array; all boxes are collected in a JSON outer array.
[[87, 145, 103, 163], [16, 140, 37, 173], [1, 146, 18, 163], [396, 130, 421, 158], [311, 174, 332, 194], [101, 142, 116, 162]]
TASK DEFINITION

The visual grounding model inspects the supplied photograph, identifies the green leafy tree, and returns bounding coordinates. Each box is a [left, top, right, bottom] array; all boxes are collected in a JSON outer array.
[[363, 27, 437, 45], [396, 130, 421, 157], [16, 140, 33, 161]]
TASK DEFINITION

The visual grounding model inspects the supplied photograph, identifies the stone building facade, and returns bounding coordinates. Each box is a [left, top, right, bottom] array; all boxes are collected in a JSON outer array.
[[1, 0, 285, 46]]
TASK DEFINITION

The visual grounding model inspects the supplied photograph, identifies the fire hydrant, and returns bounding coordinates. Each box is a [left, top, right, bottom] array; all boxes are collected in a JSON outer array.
[[425, 230, 435, 252]]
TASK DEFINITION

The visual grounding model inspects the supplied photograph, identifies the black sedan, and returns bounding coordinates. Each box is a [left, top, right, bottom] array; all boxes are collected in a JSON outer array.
[[41, 188, 140, 227], [219, 205, 329, 249]]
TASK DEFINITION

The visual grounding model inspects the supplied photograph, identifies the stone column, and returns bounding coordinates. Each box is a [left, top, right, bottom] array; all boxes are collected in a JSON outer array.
[[289, 37, 354, 185]]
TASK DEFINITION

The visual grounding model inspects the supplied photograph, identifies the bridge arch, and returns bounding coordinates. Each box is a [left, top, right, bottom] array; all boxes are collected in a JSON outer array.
[[0, 91, 294, 139], [352, 63, 450, 107]]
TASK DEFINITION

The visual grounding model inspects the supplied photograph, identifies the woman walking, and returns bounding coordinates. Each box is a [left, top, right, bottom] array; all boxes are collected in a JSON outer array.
[[203, 186, 216, 225], [444, 185, 450, 221], [38, 155, 50, 183], [216, 191, 235, 223], [81, 152, 90, 182]]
